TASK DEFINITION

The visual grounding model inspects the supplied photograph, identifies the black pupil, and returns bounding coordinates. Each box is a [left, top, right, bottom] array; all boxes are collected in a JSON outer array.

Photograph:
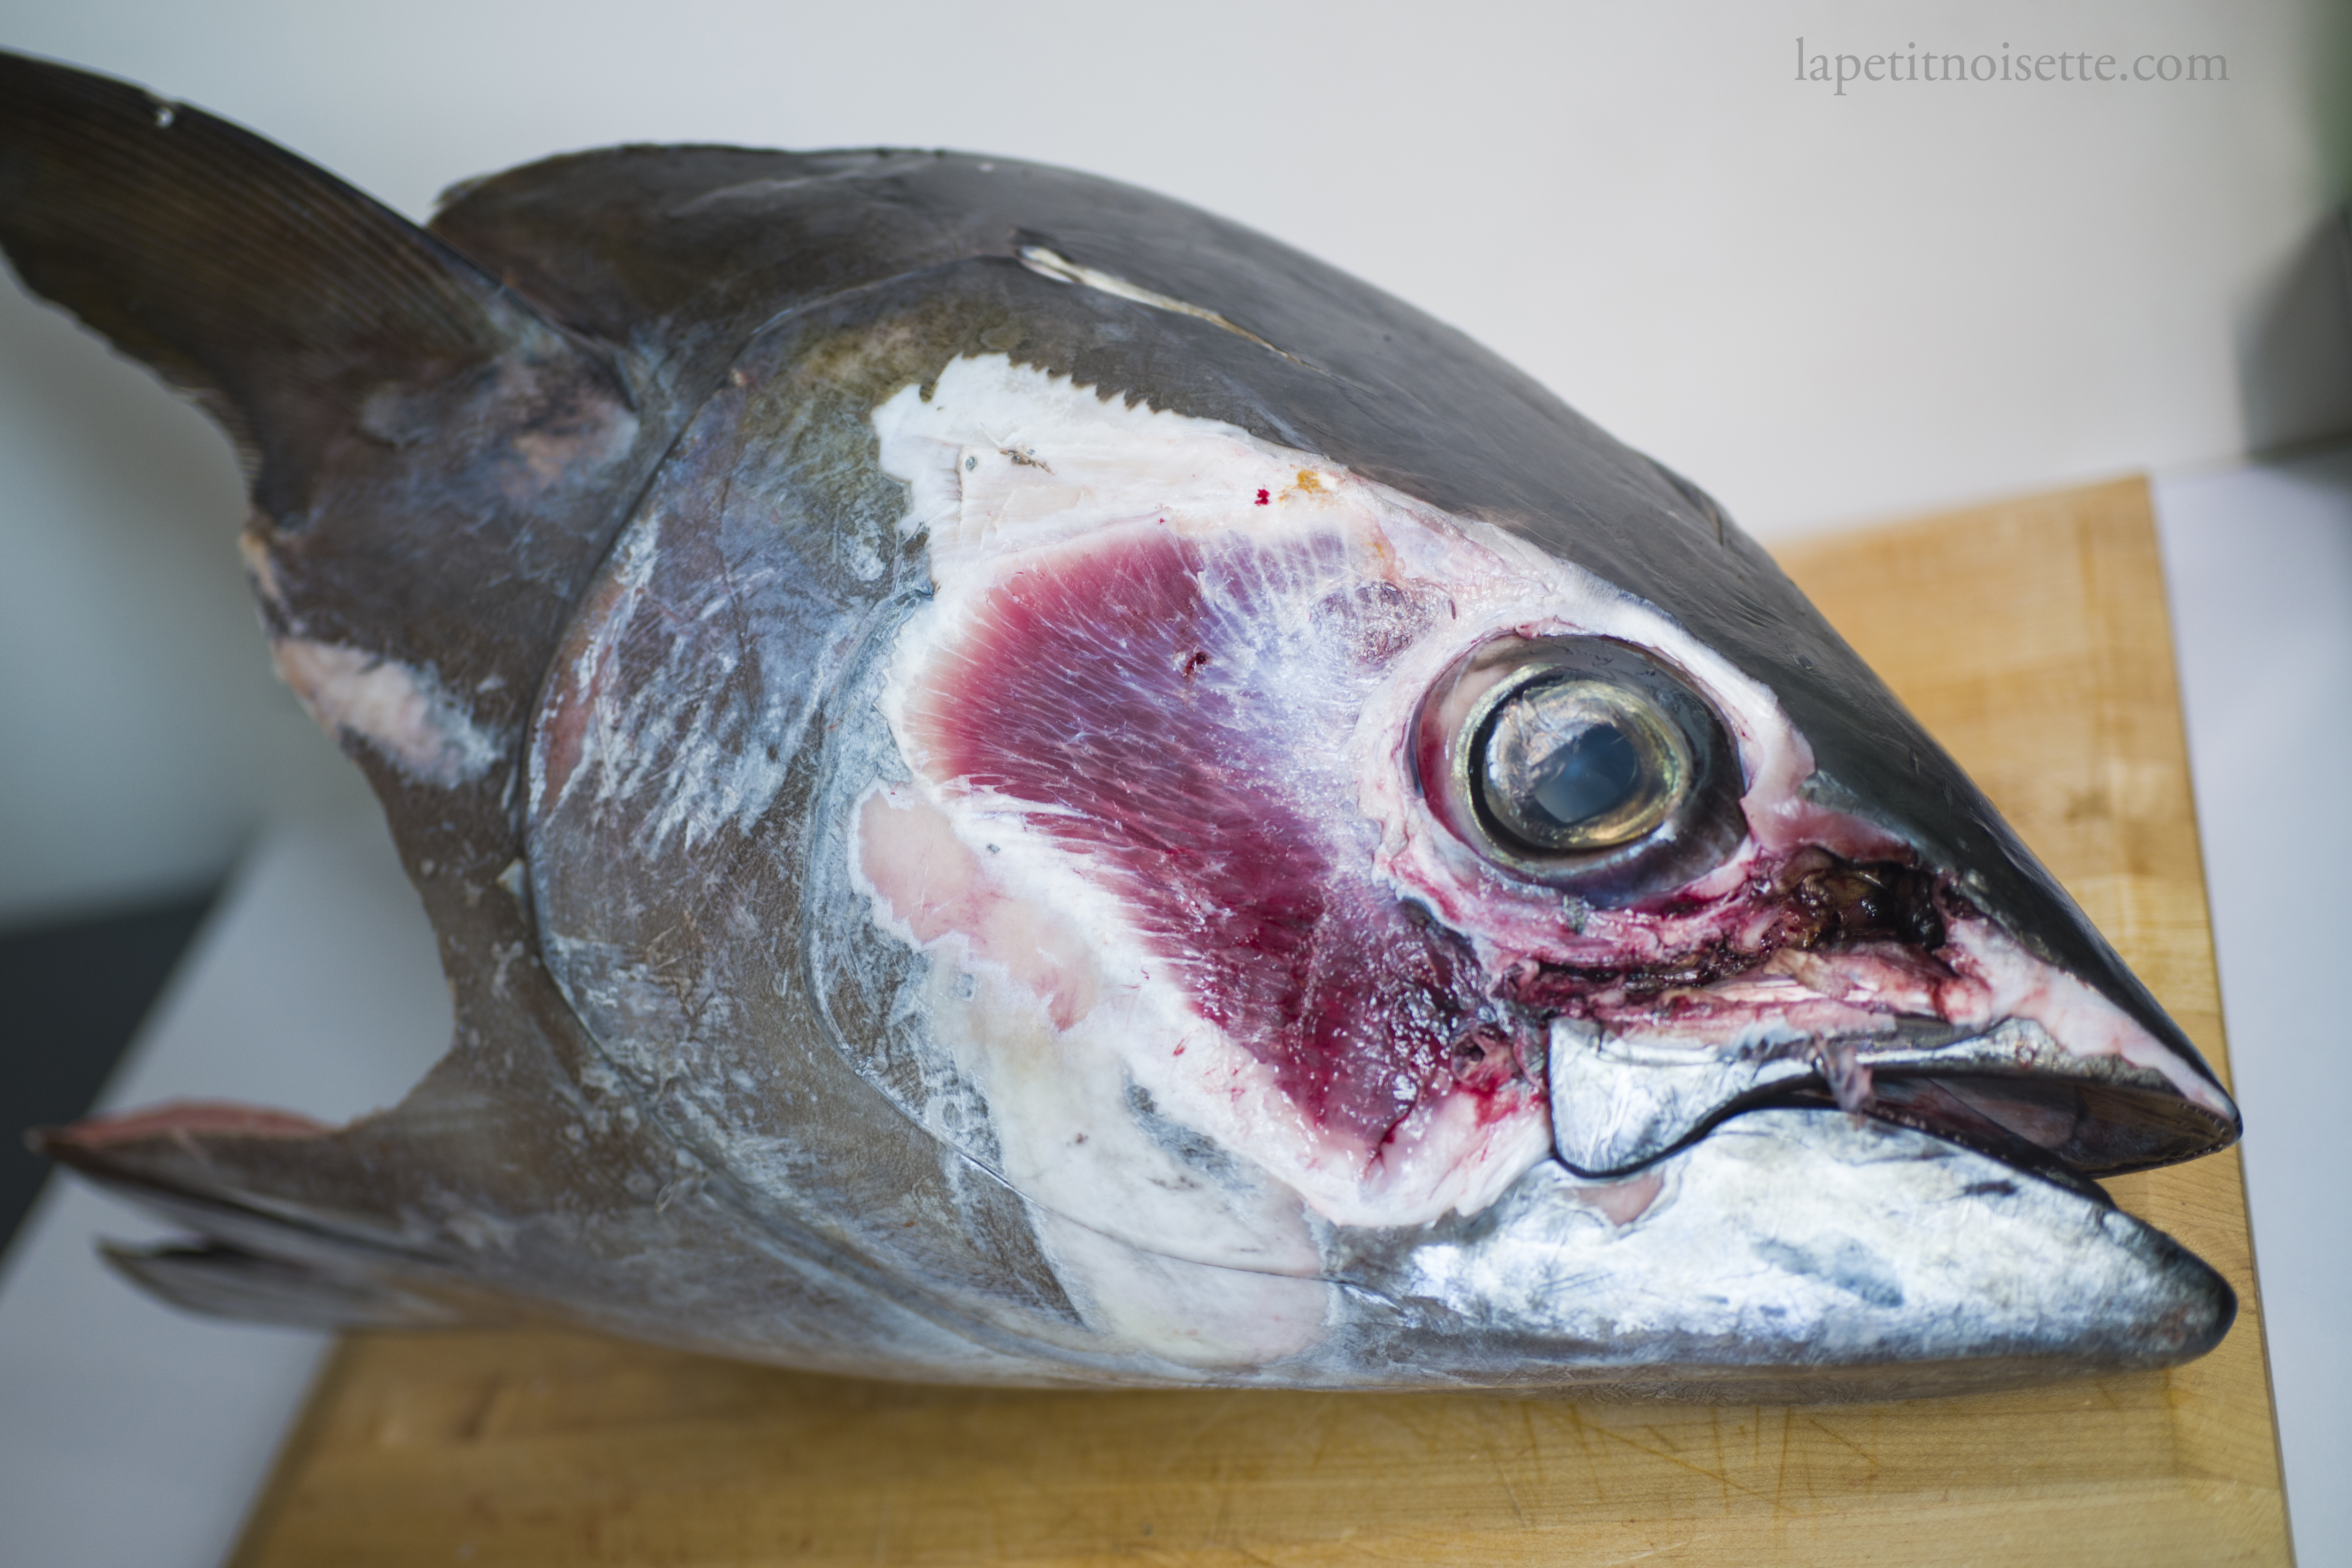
[[1525, 723, 1641, 829]]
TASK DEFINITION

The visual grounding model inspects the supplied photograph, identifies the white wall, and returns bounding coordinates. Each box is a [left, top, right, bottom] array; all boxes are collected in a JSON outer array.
[[0, 0, 2344, 922]]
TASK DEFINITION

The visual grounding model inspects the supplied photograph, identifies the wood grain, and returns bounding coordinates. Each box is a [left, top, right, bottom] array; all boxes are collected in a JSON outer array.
[[231, 477, 2291, 1567]]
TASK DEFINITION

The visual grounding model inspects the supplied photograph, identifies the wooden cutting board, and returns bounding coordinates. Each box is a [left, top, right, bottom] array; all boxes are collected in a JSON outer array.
[[228, 477, 2291, 1567]]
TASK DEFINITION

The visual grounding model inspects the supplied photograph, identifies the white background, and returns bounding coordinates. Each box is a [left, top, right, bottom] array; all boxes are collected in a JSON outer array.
[[0, 3, 2346, 1563]]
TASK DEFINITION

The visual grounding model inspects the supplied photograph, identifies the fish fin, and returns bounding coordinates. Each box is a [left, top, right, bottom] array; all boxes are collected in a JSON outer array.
[[98, 1242, 487, 1331], [1, 56, 655, 1070], [34, 1090, 1069, 1374], [0, 50, 609, 528], [35, 1107, 516, 1330]]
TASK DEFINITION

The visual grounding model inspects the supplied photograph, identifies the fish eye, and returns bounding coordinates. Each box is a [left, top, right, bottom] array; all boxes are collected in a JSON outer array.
[[1475, 679, 1688, 854], [1421, 638, 1745, 903]]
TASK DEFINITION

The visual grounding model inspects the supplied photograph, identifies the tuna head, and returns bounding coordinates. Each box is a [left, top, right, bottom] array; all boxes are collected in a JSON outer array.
[[4, 53, 2235, 1396]]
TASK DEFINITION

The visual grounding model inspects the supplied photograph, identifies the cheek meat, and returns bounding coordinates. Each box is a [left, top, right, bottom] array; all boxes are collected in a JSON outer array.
[[909, 525, 1518, 1148], [877, 506, 1556, 1228]]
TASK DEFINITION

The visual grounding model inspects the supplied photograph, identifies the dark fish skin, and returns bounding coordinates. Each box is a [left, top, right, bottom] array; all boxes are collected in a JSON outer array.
[[0, 52, 2238, 1396]]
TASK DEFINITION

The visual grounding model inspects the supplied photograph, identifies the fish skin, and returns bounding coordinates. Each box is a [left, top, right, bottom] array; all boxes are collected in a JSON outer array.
[[2, 53, 2237, 1396]]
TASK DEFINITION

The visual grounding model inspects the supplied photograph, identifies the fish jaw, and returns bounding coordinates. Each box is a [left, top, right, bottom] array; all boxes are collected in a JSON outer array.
[[1524, 899, 2238, 1181], [1342, 1107, 2234, 1397]]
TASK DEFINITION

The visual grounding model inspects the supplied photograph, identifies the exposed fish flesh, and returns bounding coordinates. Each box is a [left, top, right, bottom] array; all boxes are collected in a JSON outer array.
[[1, 54, 2240, 1398]]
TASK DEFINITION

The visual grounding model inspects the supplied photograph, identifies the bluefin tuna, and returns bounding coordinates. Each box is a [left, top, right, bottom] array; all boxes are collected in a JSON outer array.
[[1, 54, 2239, 1398]]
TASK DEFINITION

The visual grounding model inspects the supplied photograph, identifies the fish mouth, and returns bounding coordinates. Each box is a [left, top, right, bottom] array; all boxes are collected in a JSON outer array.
[[1547, 1014, 2239, 1191], [1473, 1016, 2244, 1391]]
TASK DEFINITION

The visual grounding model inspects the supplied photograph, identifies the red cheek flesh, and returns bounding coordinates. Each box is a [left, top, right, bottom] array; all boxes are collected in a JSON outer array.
[[908, 526, 1520, 1149]]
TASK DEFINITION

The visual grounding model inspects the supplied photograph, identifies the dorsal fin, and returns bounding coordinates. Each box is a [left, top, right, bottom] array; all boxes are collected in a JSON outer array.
[[0, 57, 670, 1221], [0, 50, 607, 525], [0, 49, 662, 732]]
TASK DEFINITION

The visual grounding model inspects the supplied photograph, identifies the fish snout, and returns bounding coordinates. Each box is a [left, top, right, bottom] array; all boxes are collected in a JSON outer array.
[[1539, 873, 2239, 1187]]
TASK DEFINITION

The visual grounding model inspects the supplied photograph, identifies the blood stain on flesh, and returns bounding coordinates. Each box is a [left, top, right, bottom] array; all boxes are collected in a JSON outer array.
[[912, 525, 1532, 1148]]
